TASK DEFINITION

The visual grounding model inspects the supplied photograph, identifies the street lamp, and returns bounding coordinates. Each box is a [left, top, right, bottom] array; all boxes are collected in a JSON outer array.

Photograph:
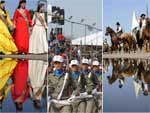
[[68, 16, 73, 20], [68, 16, 73, 60], [68, 16, 73, 38]]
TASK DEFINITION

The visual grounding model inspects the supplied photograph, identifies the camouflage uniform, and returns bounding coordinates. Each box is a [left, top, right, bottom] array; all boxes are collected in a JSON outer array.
[[92, 72, 102, 113], [48, 72, 74, 113], [76, 71, 100, 113]]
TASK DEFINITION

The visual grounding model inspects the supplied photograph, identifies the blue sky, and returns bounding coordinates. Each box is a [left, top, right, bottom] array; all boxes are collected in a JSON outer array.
[[5, 0, 38, 17], [5, 0, 102, 39], [49, 0, 102, 38], [104, 0, 150, 44]]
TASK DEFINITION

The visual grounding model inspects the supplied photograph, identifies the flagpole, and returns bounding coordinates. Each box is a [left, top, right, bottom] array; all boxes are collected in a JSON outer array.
[[147, 3, 148, 18]]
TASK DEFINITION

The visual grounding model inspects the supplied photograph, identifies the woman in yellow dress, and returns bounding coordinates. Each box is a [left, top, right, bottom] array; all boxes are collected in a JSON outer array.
[[0, 58, 18, 108], [0, 0, 18, 54]]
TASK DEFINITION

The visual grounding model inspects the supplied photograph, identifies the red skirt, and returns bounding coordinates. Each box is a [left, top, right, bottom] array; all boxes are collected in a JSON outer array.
[[13, 18, 29, 54]]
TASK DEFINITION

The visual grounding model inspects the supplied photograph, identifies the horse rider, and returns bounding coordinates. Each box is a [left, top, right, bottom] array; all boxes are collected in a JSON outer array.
[[116, 22, 123, 37], [139, 13, 147, 39], [48, 55, 73, 113]]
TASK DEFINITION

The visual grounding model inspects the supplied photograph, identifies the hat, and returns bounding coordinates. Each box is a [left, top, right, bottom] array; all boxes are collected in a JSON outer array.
[[116, 22, 120, 25], [70, 60, 79, 66], [92, 60, 100, 66], [0, 0, 5, 4], [140, 13, 146, 18], [82, 58, 89, 65], [53, 55, 63, 62]]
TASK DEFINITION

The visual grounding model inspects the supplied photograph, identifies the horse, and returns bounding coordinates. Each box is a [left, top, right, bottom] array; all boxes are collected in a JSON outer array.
[[105, 27, 136, 53], [107, 59, 137, 88], [105, 27, 121, 52], [142, 18, 150, 52], [103, 41, 110, 53], [136, 60, 150, 95]]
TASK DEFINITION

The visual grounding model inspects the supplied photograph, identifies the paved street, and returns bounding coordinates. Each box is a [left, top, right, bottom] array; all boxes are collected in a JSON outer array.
[[0, 54, 48, 61]]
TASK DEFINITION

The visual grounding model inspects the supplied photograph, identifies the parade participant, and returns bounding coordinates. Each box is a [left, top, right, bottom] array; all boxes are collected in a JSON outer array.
[[116, 22, 123, 37], [29, 3, 48, 54], [69, 59, 81, 113], [11, 60, 29, 111], [48, 55, 72, 113], [13, 0, 32, 54], [92, 60, 102, 85], [29, 60, 48, 109], [139, 13, 146, 39], [0, 0, 18, 54], [78, 58, 99, 113]]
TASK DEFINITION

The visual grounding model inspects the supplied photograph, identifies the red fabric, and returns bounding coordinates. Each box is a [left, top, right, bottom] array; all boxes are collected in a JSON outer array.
[[13, 9, 32, 54], [11, 60, 29, 103], [57, 34, 63, 41]]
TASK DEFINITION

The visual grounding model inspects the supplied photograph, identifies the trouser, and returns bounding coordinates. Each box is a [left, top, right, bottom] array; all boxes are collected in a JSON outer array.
[[49, 101, 72, 113], [72, 99, 86, 113], [77, 99, 86, 113], [94, 96, 102, 113], [72, 98, 95, 113], [86, 98, 95, 113], [140, 27, 145, 39]]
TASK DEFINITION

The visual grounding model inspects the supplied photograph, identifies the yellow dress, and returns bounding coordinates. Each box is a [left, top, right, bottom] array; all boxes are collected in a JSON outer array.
[[0, 9, 18, 54], [0, 58, 18, 100]]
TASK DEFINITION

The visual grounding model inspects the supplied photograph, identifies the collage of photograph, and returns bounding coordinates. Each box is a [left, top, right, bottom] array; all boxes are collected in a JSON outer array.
[[0, 0, 150, 113]]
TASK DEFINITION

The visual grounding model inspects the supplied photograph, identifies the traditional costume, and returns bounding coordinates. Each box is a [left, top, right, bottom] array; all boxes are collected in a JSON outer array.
[[13, 0, 32, 54], [0, 0, 18, 54], [29, 12, 48, 54]]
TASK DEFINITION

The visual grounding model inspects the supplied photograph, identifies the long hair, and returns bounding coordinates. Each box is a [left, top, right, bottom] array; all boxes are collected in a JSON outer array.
[[0, 2, 7, 17], [17, 0, 26, 9], [37, 3, 44, 13]]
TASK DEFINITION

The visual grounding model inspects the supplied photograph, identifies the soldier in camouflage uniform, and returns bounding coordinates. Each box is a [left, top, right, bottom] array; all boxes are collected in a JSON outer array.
[[91, 60, 102, 113], [68, 59, 81, 113], [48, 55, 74, 113], [77, 58, 99, 113]]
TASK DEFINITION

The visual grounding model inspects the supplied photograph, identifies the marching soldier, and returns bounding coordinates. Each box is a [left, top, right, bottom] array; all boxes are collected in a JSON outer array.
[[91, 60, 102, 113], [79, 58, 100, 113], [48, 55, 73, 113], [68, 59, 82, 113]]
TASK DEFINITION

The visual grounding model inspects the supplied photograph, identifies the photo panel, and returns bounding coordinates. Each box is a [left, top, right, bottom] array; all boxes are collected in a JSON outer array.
[[103, 0, 150, 112], [0, 0, 48, 112], [48, 0, 103, 113]]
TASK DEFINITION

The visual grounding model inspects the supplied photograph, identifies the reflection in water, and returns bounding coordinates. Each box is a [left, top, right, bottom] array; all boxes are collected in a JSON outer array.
[[103, 59, 150, 112], [29, 60, 47, 109], [0, 58, 17, 109], [11, 60, 29, 111], [0, 58, 47, 112]]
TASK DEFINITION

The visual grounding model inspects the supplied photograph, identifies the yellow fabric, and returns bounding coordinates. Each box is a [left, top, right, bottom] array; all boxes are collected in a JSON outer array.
[[0, 58, 17, 92], [0, 9, 18, 54], [0, 85, 11, 100]]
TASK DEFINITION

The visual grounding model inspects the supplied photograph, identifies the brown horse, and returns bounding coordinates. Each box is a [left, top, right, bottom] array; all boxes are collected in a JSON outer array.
[[107, 59, 137, 88], [137, 60, 150, 84], [136, 60, 150, 95], [105, 27, 136, 52], [105, 27, 121, 52]]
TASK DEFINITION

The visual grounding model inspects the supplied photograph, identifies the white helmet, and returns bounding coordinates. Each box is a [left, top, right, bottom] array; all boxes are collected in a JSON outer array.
[[82, 58, 89, 65], [53, 55, 63, 62], [70, 60, 79, 66], [92, 60, 100, 66]]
